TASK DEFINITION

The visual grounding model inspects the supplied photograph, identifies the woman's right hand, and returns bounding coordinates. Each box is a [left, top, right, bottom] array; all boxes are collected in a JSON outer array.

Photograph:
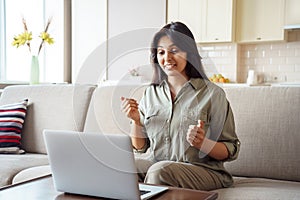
[[120, 96, 140, 124]]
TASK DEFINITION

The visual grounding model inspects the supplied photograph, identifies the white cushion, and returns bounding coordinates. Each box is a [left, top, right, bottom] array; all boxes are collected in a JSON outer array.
[[214, 177, 300, 200], [0, 84, 96, 153], [0, 153, 49, 187], [224, 87, 300, 182], [84, 84, 147, 134]]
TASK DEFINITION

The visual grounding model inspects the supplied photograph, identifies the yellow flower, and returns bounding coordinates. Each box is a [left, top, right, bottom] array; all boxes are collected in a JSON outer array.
[[39, 32, 54, 44], [12, 31, 32, 47], [12, 18, 54, 55]]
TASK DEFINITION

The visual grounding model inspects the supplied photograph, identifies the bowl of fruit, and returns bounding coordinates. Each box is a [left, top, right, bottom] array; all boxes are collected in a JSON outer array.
[[209, 74, 230, 83]]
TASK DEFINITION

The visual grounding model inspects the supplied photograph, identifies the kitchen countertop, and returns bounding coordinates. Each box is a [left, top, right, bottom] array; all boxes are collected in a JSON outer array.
[[100, 80, 300, 87], [216, 82, 300, 87]]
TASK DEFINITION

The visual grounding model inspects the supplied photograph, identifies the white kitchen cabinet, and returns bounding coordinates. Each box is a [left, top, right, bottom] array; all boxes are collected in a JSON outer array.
[[167, 0, 235, 43], [236, 0, 285, 43], [284, 0, 300, 29], [167, 0, 202, 42], [199, 0, 235, 43]]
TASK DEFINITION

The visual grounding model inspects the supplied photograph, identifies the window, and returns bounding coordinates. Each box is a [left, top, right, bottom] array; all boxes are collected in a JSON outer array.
[[0, 0, 64, 83]]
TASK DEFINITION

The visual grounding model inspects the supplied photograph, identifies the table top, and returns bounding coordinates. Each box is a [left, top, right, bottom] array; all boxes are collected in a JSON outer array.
[[0, 175, 218, 200]]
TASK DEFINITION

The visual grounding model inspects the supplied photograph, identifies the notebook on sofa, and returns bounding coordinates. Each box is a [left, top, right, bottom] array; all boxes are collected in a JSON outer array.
[[43, 130, 168, 200]]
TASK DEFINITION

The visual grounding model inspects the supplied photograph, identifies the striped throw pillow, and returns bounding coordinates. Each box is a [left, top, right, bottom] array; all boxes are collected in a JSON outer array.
[[0, 99, 28, 154]]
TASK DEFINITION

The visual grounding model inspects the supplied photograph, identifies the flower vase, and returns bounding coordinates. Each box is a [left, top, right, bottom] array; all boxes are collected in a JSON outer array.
[[30, 56, 40, 84]]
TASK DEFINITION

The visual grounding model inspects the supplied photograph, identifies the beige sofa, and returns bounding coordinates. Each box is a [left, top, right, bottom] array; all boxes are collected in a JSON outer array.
[[0, 84, 96, 187], [0, 84, 299, 200]]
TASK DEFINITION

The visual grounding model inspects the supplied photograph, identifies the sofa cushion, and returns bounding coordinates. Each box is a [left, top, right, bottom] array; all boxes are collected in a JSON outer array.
[[0, 153, 49, 187], [223, 87, 300, 182], [0, 99, 28, 154], [0, 84, 96, 154], [214, 177, 300, 200], [84, 84, 147, 134]]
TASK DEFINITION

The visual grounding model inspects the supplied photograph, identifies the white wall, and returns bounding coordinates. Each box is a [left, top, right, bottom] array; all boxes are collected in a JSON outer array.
[[107, 0, 166, 82], [72, 0, 166, 84], [72, 0, 107, 83]]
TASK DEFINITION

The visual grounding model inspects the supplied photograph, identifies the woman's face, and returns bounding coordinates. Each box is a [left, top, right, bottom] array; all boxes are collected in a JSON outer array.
[[157, 36, 188, 79]]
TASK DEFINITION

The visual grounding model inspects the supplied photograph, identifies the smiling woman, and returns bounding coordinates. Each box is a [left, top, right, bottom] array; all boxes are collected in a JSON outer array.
[[0, 0, 64, 84]]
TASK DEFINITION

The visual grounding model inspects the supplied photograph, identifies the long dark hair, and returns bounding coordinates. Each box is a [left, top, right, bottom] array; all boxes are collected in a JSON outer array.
[[150, 22, 208, 84]]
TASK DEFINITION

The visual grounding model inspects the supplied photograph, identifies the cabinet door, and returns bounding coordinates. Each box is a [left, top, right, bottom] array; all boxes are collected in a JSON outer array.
[[200, 0, 235, 43], [285, 0, 300, 28], [167, 0, 202, 42], [236, 0, 285, 43], [168, 0, 234, 43]]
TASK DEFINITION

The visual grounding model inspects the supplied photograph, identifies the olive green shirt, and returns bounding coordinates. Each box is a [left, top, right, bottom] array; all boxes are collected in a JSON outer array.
[[138, 78, 240, 183]]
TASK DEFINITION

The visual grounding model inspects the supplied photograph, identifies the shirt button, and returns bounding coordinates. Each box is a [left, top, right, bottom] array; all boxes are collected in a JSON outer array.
[[164, 137, 170, 144], [166, 119, 170, 123]]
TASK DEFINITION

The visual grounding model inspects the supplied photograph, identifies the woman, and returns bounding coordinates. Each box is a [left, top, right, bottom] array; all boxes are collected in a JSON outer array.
[[121, 22, 240, 191]]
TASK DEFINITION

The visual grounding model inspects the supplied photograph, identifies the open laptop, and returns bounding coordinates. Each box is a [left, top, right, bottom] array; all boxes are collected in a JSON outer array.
[[43, 130, 168, 200]]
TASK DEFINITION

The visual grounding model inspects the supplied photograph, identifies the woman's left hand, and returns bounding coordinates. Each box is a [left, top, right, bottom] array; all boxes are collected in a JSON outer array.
[[186, 120, 206, 149]]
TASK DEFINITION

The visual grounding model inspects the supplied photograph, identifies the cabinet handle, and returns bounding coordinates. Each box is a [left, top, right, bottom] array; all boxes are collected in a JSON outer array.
[[215, 38, 219, 40], [256, 37, 261, 40]]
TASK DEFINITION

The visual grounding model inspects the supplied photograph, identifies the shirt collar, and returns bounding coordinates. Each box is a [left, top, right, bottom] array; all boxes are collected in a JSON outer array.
[[188, 78, 208, 90], [159, 78, 208, 90], [159, 79, 168, 87]]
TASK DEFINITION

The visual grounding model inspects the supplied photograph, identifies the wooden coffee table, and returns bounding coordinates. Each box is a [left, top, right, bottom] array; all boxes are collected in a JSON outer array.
[[0, 175, 218, 200]]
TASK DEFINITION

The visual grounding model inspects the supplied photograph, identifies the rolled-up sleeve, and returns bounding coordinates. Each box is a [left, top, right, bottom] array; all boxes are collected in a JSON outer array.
[[219, 102, 241, 162], [207, 87, 240, 162], [223, 139, 240, 161]]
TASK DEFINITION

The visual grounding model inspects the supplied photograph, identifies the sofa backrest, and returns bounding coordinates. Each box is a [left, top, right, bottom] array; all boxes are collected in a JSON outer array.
[[84, 84, 300, 182], [224, 86, 300, 182], [0, 84, 96, 154], [83, 84, 147, 134]]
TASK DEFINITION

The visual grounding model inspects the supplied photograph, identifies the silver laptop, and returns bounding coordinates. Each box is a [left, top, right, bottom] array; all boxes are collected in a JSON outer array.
[[43, 130, 168, 200]]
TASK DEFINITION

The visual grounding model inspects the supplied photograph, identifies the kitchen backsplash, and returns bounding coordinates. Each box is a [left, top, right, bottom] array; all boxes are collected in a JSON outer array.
[[198, 43, 238, 82], [198, 30, 300, 83]]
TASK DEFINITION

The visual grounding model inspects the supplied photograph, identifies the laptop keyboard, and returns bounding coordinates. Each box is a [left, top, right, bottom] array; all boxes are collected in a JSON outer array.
[[140, 190, 151, 195]]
